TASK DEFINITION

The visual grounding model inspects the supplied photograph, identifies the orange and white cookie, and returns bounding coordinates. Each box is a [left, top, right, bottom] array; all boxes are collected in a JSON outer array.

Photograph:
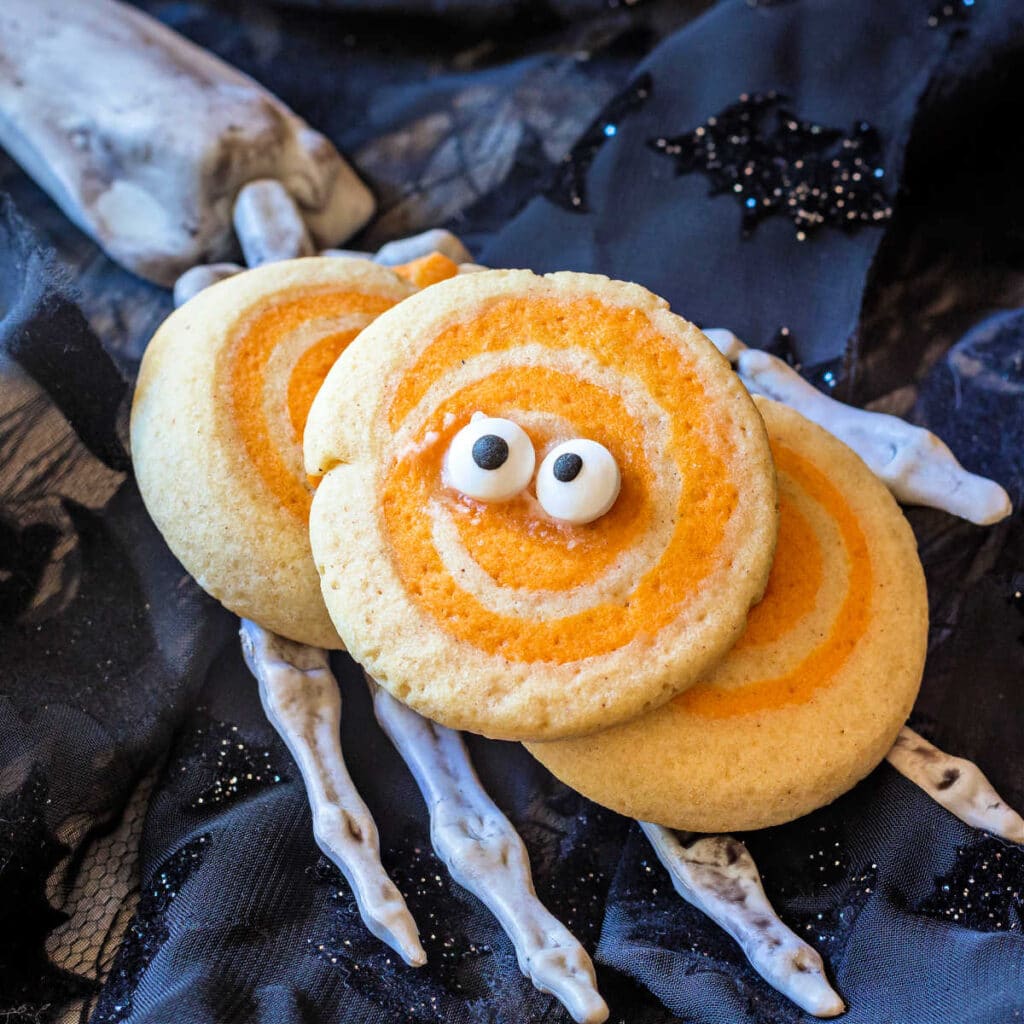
[[131, 255, 457, 647], [527, 399, 929, 831], [305, 269, 778, 740]]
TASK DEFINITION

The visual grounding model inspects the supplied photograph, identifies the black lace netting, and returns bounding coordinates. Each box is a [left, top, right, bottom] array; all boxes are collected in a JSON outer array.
[[1, 0, 1023, 1022]]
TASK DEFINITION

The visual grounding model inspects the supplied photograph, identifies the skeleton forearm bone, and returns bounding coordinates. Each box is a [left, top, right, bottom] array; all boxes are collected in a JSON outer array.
[[702, 329, 1011, 526], [0, 0, 373, 285], [369, 677, 609, 1024], [639, 824, 845, 1018], [239, 621, 426, 966]]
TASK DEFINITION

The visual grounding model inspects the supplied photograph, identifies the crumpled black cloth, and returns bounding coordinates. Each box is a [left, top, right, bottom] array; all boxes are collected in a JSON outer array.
[[0, 1, 1022, 1023]]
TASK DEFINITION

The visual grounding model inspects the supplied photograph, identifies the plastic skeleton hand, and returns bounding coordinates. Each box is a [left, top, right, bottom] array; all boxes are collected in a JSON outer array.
[[180, 203, 1019, 1021], [11, 5, 1015, 1003], [702, 329, 1011, 525]]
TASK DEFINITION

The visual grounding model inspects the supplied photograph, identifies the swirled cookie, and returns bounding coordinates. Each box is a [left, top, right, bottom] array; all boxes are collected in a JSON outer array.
[[305, 270, 778, 740], [527, 399, 929, 830], [131, 257, 426, 647]]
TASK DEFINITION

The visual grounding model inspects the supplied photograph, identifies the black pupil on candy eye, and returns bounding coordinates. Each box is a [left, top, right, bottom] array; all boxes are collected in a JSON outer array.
[[472, 434, 509, 470], [553, 452, 583, 482]]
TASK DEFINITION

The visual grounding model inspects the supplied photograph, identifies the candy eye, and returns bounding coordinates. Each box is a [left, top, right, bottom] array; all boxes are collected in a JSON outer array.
[[444, 414, 536, 502], [536, 439, 621, 524]]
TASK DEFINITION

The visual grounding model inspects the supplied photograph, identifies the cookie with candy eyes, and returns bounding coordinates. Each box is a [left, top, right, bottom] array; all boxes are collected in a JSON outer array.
[[131, 257, 430, 648], [526, 398, 929, 831], [305, 269, 779, 741]]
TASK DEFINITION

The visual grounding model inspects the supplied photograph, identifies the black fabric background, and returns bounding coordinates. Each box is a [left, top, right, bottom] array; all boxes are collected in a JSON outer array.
[[0, 1, 1022, 1022]]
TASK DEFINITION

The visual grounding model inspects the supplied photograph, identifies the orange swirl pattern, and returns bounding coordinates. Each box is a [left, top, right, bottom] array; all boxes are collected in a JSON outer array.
[[381, 295, 746, 664], [224, 288, 400, 520], [441, 366, 652, 592], [678, 441, 872, 718], [393, 252, 461, 288]]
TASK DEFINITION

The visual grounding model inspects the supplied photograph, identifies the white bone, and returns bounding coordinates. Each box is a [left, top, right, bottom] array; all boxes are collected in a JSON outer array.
[[702, 328, 1011, 525], [239, 621, 425, 967], [639, 824, 845, 1018], [233, 181, 314, 268], [0, 0, 374, 285], [887, 727, 1024, 844], [369, 677, 609, 1024], [172, 263, 244, 308], [374, 229, 473, 267]]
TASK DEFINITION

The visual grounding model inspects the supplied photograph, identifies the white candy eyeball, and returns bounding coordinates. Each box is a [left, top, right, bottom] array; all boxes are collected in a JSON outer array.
[[444, 414, 536, 502], [536, 439, 621, 525]]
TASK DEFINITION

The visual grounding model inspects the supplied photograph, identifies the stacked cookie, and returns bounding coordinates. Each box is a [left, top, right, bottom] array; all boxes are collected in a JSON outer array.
[[133, 263, 928, 833], [526, 398, 926, 831], [132, 254, 451, 647]]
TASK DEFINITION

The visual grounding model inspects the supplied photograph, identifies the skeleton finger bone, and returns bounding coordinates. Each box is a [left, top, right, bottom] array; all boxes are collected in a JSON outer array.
[[368, 676, 609, 1024], [702, 328, 1011, 525], [886, 727, 1024, 844], [234, 180, 315, 268], [639, 823, 845, 1018], [320, 232, 479, 271], [240, 621, 426, 967]]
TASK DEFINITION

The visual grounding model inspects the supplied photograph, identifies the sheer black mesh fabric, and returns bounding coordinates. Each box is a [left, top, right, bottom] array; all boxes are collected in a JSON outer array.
[[0, 0, 1022, 1022]]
